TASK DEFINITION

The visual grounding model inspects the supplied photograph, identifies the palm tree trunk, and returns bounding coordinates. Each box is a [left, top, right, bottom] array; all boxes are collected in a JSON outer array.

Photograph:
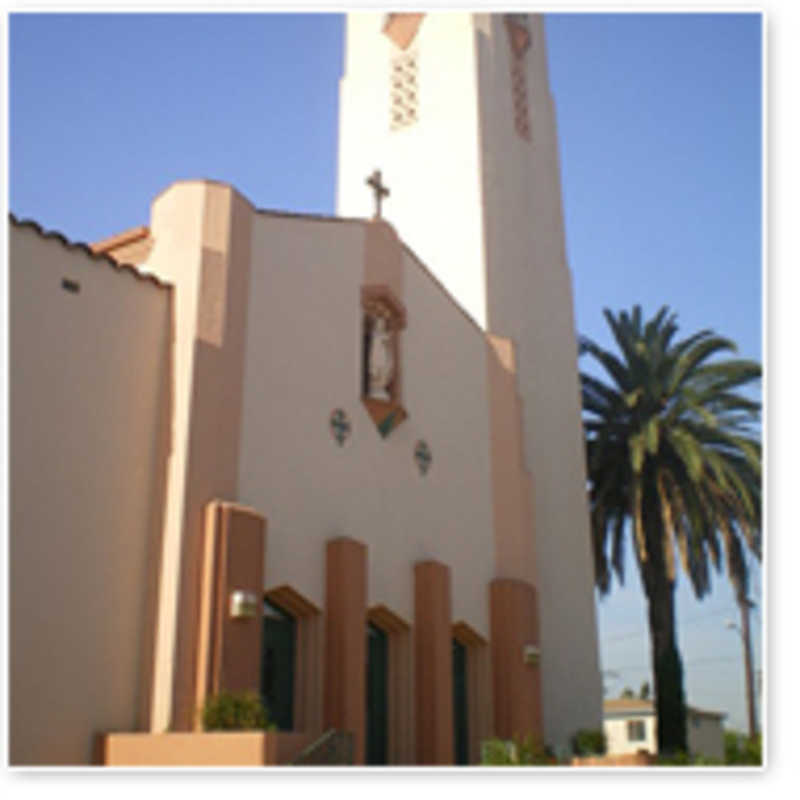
[[645, 569, 687, 755], [640, 488, 687, 756]]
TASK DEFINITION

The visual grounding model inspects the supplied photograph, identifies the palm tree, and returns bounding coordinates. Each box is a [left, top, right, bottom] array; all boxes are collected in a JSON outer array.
[[580, 306, 761, 754]]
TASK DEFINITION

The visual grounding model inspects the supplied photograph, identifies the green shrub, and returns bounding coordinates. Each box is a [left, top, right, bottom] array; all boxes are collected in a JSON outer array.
[[724, 731, 762, 765], [570, 728, 606, 756], [480, 734, 557, 766], [201, 690, 273, 731], [655, 751, 691, 766]]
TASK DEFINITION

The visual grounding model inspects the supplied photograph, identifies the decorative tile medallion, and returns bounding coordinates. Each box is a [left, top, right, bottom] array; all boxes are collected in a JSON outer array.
[[330, 409, 351, 446], [414, 440, 432, 475]]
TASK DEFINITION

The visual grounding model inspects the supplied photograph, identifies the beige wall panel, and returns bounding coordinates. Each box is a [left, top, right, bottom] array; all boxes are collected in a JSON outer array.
[[9, 225, 171, 764], [238, 214, 495, 639], [489, 578, 542, 741], [195, 501, 265, 724], [486, 335, 536, 584], [145, 181, 254, 731]]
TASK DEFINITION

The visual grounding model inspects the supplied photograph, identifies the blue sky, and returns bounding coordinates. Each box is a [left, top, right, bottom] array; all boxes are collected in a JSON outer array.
[[8, 11, 763, 734]]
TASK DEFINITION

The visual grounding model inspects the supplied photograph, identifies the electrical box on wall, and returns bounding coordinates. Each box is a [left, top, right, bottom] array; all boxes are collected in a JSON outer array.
[[229, 590, 260, 619], [522, 644, 540, 666]]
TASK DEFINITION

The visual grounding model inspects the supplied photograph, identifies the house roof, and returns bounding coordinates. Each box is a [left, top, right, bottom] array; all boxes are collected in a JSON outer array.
[[604, 698, 655, 715], [686, 706, 727, 720], [603, 698, 726, 720], [10, 214, 170, 290]]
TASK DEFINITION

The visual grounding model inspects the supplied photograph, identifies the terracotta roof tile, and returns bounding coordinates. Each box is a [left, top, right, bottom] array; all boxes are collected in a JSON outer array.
[[9, 213, 170, 290], [90, 225, 150, 255]]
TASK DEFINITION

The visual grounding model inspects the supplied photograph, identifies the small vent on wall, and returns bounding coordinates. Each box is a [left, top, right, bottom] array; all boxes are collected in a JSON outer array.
[[61, 278, 81, 294]]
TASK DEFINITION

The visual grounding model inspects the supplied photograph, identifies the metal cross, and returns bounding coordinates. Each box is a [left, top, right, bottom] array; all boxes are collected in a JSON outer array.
[[366, 169, 390, 218]]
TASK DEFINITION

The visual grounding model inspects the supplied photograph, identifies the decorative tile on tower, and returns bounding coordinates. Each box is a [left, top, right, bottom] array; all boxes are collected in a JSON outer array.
[[504, 14, 531, 56], [504, 14, 532, 141], [382, 13, 426, 50], [390, 50, 419, 131]]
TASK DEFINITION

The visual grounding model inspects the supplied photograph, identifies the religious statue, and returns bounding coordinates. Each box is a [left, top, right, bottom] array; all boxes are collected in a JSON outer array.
[[368, 316, 395, 401]]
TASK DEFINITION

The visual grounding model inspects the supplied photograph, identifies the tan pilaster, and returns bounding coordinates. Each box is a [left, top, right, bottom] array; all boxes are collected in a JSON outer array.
[[145, 182, 255, 731], [324, 537, 367, 764], [194, 501, 266, 728], [414, 560, 454, 765], [489, 578, 542, 741]]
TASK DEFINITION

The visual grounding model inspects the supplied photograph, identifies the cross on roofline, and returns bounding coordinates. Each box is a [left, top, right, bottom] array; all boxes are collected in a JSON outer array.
[[366, 169, 390, 218]]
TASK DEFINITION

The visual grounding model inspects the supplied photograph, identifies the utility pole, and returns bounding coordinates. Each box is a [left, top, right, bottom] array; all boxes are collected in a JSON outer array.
[[727, 597, 758, 740]]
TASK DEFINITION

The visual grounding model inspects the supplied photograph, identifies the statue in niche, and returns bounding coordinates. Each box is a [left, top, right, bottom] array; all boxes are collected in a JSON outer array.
[[367, 315, 395, 402]]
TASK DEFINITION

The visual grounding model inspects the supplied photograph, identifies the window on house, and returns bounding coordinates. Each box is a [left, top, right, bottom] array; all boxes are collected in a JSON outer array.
[[627, 720, 646, 742]]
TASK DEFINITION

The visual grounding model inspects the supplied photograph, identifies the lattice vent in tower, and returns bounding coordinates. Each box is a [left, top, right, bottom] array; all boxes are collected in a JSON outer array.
[[505, 14, 532, 142], [390, 50, 419, 131], [510, 53, 531, 141]]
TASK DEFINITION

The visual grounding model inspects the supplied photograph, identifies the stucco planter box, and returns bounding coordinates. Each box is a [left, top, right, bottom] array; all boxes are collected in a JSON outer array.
[[97, 731, 315, 767], [571, 752, 654, 767]]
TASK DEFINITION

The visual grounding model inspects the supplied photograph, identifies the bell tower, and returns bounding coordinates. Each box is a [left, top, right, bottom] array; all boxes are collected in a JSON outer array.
[[337, 12, 602, 750]]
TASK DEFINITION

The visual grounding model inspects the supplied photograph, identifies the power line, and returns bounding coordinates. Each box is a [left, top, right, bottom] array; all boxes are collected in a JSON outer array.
[[608, 655, 741, 672], [602, 606, 747, 645]]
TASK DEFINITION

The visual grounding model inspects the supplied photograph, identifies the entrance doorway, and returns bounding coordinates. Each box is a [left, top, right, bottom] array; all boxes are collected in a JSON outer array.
[[366, 623, 388, 764], [261, 598, 295, 731], [452, 638, 469, 764]]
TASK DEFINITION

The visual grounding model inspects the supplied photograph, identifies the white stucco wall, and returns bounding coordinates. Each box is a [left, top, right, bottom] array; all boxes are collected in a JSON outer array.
[[236, 213, 495, 636], [476, 13, 603, 750], [604, 714, 658, 756], [336, 11, 602, 750], [9, 223, 171, 764], [338, 12, 488, 330]]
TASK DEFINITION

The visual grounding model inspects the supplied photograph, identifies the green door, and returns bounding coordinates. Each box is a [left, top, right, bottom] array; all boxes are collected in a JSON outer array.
[[366, 623, 388, 765], [452, 639, 469, 765], [261, 600, 295, 731]]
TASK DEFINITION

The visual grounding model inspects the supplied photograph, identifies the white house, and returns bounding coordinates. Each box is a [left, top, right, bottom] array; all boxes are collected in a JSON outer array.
[[603, 698, 726, 761]]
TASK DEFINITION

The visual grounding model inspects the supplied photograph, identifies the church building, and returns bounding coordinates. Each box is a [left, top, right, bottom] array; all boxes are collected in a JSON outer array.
[[9, 12, 602, 766]]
